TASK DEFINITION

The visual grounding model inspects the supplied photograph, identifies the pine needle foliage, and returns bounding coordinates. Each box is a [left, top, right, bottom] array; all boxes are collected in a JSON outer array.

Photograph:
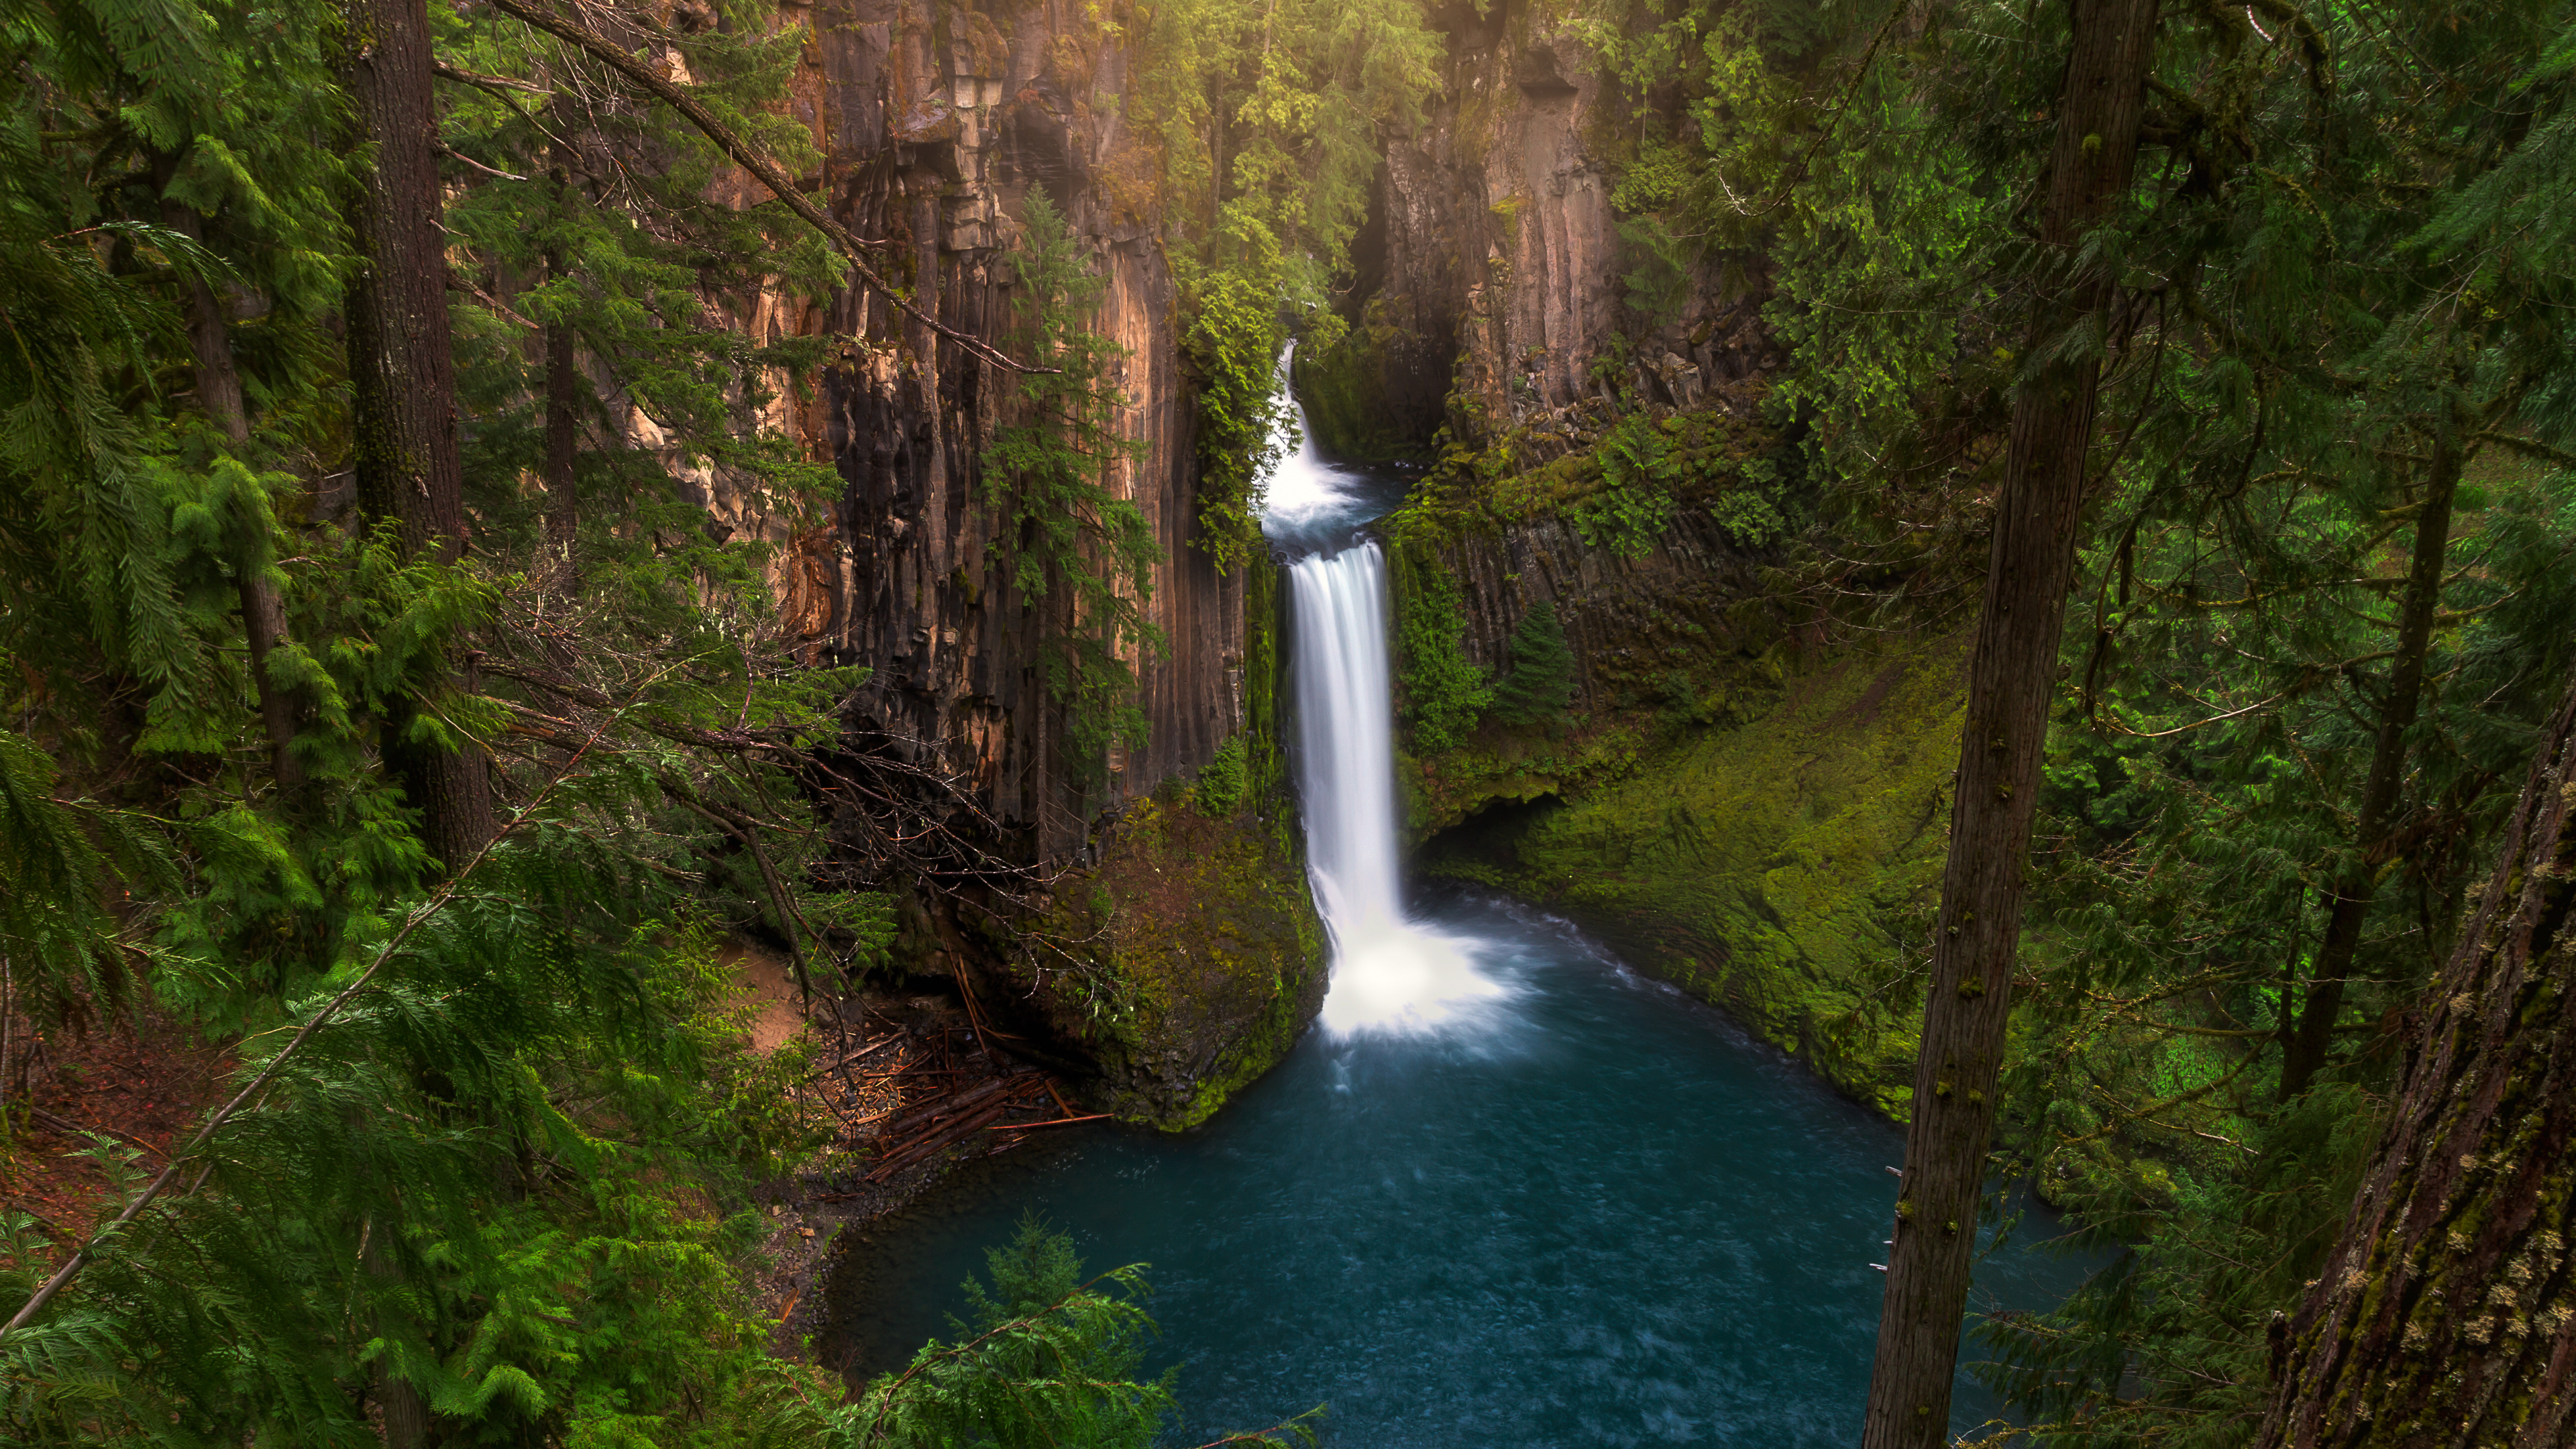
[[830, 1218, 1320, 1449], [0, 731, 167, 1033], [0, 0, 1321, 1442], [1491, 600, 1576, 728], [0, 818, 821, 1445], [435, 0, 845, 560]]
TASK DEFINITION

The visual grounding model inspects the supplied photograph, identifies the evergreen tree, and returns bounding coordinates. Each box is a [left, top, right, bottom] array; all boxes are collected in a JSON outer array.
[[1864, 0, 2163, 1437], [338, 0, 493, 879], [989, 193, 1162, 792], [1491, 600, 1577, 727], [0, 0, 1353, 1434]]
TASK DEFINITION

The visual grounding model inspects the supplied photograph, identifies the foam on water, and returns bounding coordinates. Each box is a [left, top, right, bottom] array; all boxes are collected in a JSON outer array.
[[1249, 343, 1360, 540]]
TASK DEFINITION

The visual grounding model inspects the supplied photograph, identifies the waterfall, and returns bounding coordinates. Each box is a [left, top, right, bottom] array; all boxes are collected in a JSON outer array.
[[1260, 346, 1503, 1034]]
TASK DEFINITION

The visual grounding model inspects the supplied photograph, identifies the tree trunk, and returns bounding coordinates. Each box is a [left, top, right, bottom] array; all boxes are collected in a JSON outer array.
[[2279, 431, 2463, 1100], [341, 0, 469, 564], [361, 1218, 438, 1449], [1860, 0, 2161, 1442], [338, 0, 494, 874], [541, 248, 579, 598], [2254, 663, 2576, 1449], [157, 180, 306, 790]]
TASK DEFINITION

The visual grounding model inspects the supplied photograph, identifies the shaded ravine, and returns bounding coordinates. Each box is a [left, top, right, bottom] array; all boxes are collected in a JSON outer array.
[[828, 352, 2090, 1444]]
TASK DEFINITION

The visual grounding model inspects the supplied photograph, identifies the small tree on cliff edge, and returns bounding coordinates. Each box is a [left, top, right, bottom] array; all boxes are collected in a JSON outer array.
[[1492, 600, 1576, 727]]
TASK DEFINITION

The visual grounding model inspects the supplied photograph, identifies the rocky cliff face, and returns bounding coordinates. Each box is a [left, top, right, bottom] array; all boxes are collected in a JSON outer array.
[[1301, 0, 1780, 461], [675, 0, 1246, 865], [1302, 9, 1955, 1117], [1403, 507, 1765, 733], [659, 0, 1324, 1118]]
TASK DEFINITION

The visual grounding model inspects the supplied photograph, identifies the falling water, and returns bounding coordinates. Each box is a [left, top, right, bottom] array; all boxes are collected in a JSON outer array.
[[1261, 348, 1505, 1034]]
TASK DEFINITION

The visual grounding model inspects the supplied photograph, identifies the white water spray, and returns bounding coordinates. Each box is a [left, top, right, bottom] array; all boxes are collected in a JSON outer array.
[[1259, 347, 1503, 1035]]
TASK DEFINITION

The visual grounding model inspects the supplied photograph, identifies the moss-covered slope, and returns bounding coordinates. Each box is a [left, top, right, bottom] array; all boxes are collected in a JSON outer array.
[[1421, 639, 1964, 1114], [963, 558, 1324, 1131], [1370, 380, 1966, 1116]]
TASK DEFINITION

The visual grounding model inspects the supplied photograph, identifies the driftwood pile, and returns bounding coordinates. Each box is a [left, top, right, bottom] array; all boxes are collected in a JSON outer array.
[[806, 1002, 1106, 1200]]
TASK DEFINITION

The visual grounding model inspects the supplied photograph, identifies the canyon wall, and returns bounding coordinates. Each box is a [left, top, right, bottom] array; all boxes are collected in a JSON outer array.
[[678, 0, 1246, 865], [1301, 0, 1780, 462], [1313, 5, 1959, 1116], [650, 0, 1324, 1121]]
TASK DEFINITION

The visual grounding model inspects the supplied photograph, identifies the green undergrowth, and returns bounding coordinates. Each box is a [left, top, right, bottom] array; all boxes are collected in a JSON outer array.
[[1374, 384, 1989, 1115], [1409, 402, 1787, 539], [1422, 634, 1972, 1116]]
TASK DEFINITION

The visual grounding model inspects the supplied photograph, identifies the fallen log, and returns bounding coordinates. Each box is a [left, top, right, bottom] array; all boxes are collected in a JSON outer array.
[[875, 1073, 1025, 1140], [865, 1096, 1018, 1181]]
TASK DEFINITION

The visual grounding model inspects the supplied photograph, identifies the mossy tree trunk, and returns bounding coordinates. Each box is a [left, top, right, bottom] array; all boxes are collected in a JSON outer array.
[[1860, 0, 2162, 1441], [338, 0, 494, 875], [2255, 665, 2576, 1447]]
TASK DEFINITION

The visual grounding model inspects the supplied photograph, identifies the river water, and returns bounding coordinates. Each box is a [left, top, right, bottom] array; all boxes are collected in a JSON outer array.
[[833, 353, 2084, 1444]]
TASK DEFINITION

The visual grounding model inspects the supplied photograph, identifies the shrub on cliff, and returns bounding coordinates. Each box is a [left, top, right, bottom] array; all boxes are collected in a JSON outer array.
[[1391, 550, 1491, 753], [1492, 600, 1577, 727], [1195, 735, 1251, 818], [837, 1218, 1318, 1448]]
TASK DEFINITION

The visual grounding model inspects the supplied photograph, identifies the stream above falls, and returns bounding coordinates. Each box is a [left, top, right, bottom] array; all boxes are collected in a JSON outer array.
[[827, 352, 2090, 1444]]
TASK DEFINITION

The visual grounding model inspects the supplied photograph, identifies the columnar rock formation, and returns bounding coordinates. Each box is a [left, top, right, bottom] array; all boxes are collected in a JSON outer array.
[[1309, 2, 1779, 460], [673, 0, 1247, 866]]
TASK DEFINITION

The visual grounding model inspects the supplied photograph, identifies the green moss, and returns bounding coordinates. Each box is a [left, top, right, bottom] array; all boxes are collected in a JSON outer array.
[[1016, 796, 1326, 1130], [1383, 616, 1972, 1120], [1387, 535, 1493, 753], [1423, 633, 1970, 1114], [1194, 735, 1250, 817], [1243, 551, 1288, 809], [998, 563, 1324, 1136]]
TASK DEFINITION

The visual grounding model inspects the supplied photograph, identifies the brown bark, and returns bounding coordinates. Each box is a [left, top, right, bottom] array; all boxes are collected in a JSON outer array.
[[362, 1222, 437, 1449], [339, 0, 494, 873], [1860, 0, 2162, 1441], [2254, 663, 2576, 1449], [2279, 432, 2463, 1101]]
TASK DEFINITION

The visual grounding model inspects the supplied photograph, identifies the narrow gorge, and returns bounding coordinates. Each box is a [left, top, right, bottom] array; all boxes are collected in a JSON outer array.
[[818, 364, 2080, 1444], [711, 0, 1958, 1131]]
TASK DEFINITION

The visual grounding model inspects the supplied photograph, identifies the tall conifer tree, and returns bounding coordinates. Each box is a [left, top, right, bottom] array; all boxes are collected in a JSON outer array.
[[338, 0, 493, 871], [1864, 0, 2163, 1437]]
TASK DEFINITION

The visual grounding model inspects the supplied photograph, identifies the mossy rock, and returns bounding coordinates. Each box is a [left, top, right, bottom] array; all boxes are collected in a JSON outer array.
[[1004, 795, 1328, 1130]]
